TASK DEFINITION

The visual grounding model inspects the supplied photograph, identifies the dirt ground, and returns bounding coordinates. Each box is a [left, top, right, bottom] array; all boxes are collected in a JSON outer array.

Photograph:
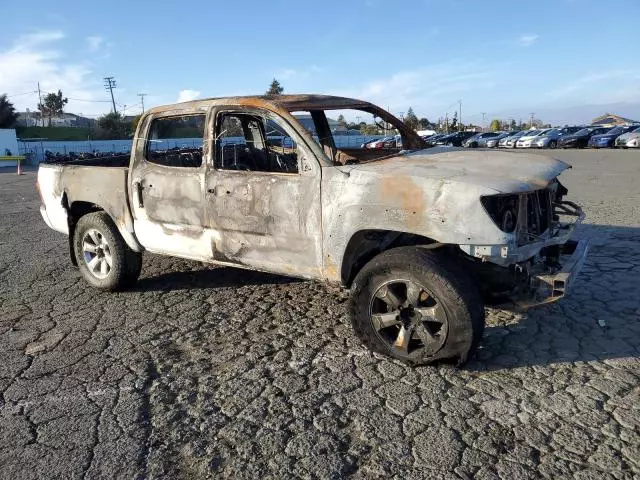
[[0, 149, 638, 479]]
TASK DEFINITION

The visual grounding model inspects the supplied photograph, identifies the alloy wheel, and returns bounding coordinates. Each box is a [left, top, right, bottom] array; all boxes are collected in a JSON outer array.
[[369, 279, 449, 357], [82, 228, 112, 279]]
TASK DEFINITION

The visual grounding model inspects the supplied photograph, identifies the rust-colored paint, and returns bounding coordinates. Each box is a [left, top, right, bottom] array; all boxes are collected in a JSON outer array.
[[380, 176, 426, 228]]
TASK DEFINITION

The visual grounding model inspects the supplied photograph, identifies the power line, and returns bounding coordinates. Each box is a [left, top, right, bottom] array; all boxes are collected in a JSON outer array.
[[104, 76, 117, 113], [6, 90, 38, 98]]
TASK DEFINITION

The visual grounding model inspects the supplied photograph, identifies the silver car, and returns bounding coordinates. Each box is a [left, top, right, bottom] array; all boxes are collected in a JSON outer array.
[[531, 126, 584, 148], [481, 132, 510, 148], [614, 126, 640, 148], [499, 131, 527, 148], [516, 129, 554, 148]]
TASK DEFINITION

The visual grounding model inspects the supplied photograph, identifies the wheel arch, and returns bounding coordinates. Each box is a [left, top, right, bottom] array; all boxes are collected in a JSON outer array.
[[65, 198, 143, 267], [340, 229, 446, 287]]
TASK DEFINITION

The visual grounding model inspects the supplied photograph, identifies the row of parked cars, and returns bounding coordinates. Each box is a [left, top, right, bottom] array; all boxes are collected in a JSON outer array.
[[420, 124, 640, 149]]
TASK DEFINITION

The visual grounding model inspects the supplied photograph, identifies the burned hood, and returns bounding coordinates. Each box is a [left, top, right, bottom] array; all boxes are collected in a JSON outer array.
[[340, 147, 570, 194]]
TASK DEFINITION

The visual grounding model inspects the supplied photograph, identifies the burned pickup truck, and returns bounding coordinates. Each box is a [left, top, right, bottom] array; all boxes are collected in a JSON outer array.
[[37, 95, 588, 365]]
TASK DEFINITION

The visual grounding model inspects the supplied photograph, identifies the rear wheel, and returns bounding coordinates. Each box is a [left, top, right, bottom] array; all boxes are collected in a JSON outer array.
[[549, 140, 557, 149], [350, 247, 485, 366], [73, 212, 142, 290]]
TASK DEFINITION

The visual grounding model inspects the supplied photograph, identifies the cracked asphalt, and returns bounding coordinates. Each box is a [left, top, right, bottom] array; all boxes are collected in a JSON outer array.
[[1, 149, 639, 479]]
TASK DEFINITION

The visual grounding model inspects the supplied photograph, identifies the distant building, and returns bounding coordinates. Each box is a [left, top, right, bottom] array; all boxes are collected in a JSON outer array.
[[591, 113, 638, 127], [16, 111, 96, 128]]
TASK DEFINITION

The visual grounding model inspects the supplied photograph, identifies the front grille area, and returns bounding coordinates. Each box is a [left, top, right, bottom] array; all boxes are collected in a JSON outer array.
[[525, 189, 552, 238]]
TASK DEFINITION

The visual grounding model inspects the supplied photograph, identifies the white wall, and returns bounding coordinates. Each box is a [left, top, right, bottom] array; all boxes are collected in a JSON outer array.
[[0, 129, 20, 167]]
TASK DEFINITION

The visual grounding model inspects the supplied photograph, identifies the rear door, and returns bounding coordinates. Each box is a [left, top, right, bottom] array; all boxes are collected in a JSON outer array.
[[129, 110, 212, 260]]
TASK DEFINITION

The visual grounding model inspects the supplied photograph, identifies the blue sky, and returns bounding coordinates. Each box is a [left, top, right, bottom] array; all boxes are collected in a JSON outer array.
[[1, 0, 639, 125]]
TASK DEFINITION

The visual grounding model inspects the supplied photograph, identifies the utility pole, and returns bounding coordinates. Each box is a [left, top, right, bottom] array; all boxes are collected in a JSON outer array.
[[529, 112, 535, 129], [104, 77, 117, 113], [445, 113, 449, 133], [481, 112, 486, 131], [37, 82, 43, 126], [138, 93, 147, 113], [458, 99, 462, 131]]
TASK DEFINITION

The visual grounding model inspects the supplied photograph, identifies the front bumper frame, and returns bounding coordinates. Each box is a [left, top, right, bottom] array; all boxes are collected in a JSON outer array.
[[515, 239, 589, 307]]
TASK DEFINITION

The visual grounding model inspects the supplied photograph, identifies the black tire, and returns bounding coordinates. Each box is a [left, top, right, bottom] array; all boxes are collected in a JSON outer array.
[[549, 140, 557, 149], [73, 211, 142, 291], [350, 247, 485, 366]]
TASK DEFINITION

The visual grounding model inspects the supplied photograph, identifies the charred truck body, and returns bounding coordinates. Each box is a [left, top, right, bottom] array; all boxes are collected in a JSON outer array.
[[37, 95, 588, 365]]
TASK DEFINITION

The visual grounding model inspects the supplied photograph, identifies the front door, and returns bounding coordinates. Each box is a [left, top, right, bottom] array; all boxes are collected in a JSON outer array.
[[129, 111, 211, 260], [204, 107, 323, 278]]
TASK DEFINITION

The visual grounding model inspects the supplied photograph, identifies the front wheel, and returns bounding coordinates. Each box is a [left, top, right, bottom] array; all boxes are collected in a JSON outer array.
[[73, 212, 142, 290], [350, 247, 485, 366], [548, 140, 557, 149]]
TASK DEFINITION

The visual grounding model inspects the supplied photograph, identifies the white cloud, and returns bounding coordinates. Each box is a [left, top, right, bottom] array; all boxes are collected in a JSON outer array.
[[19, 30, 65, 47], [518, 34, 539, 47], [274, 65, 324, 81], [177, 89, 200, 102], [86, 36, 104, 52], [0, 30, 129, 116], [340, 62, 496, 116], [545, 69, 640, 103]]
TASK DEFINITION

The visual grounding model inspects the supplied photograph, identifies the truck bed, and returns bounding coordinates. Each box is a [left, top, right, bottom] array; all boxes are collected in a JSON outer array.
[[41, 154, 130, 168], [37, 162, 133, 242]]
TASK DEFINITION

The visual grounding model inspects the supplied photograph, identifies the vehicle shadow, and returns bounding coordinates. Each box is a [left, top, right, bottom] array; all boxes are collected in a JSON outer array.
[[133, 264, 301, 292], [465, 223, 640, 371]]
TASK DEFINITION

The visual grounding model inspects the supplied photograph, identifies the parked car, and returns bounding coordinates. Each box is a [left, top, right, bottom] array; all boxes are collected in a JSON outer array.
[[614, 126, 640, 148], [366, 136, 394, 149], [558, 127, 610, 148], [516, 129, 553, 148], [35, 93, 587, 366], [479, 132, 510, 148], [360, 138, 379, 148], [462, 132, 504, 148], [588, 124, 640, 148], [423, 133, 446, 146], [498, 131, 527, 148], [435, 131, 476, 147], [383, 134, 402, 149], [532, 126, 584, 148], [482, 133, 511, 148]]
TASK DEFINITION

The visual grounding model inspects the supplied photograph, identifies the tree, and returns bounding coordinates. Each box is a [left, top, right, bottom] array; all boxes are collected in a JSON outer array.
[[97, 112, 127, 139], [509, 119, 517, 131], [489, 119, 502, 131], [418, 117, 432, 130], [38, 90, 68, 127], [337, 114, 346, 127], [131, 114, 142, 133], [0, 94, 19, 128], [449, 111, 458, 132], [266, 79, 284, 95], [403, 107, 419, 131]]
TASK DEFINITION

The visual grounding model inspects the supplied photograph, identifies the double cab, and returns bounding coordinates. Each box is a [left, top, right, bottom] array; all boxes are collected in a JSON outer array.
[[37, 95, 588, 365]]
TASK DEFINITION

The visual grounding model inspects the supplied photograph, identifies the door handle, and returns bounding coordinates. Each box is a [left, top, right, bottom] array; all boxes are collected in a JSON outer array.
[[134, 181, 144, 208]]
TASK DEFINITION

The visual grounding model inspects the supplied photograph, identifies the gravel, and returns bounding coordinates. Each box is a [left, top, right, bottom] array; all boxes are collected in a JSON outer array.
[[0, 149, 638, 479]]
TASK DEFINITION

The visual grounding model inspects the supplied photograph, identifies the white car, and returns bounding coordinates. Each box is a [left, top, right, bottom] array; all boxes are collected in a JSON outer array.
[[516, 129, 553, 148], [614, 126, 640, 148]]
